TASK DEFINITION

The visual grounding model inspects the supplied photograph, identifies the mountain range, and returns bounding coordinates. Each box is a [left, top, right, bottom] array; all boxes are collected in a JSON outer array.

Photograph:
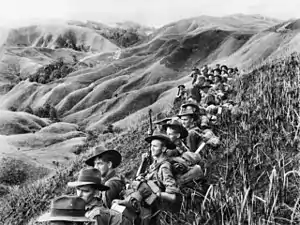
[[1, 13, 300, 169]]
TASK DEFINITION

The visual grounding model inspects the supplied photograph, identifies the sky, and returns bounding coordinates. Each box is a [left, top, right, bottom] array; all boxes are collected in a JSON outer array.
[[0, 0, 300, 28]]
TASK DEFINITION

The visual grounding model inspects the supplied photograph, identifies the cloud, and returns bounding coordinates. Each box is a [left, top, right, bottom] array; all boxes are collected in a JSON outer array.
[[0, 0, 299, 28]]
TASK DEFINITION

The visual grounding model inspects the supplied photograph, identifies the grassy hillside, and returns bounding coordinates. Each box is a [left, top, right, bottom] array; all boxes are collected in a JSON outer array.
[[0, 15, 285, 132], [1, 54, 299, 225]]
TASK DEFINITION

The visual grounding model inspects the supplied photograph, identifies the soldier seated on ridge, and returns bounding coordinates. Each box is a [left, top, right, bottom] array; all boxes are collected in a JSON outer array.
[[177, 109, 202, 153], [177, 109, 220, 155], [220, 65, 228, 73], [199, 82, 214, 107], [180, 102, 209, 130], [189, 67, 201, 85], [85, 146, 125, 209], [163, 119, 190, 157], [173, 84, 188, 112], [114, 132, 180, 225], [200, 65, 209, 77], [188, 83, 202, 103], [194, 73, 207, 88], [153, 117, 173, 133], [67, 168, 132, 225]]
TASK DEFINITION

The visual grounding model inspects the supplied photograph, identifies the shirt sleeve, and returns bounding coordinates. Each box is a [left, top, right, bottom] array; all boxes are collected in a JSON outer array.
[[159, 162, 179, 194]]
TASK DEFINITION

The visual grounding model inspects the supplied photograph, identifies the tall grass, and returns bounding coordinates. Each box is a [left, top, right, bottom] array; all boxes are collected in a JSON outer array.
[[159, 54, 300, 225]]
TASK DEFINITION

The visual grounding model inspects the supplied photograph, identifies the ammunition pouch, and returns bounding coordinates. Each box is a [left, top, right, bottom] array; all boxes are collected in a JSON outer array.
[[120, 180, 162, 208], [113, 180, 162, 225]]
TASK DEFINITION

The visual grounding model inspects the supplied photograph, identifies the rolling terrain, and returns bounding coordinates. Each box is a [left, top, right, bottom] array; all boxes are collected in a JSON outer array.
[[1, 14, 300, 170]]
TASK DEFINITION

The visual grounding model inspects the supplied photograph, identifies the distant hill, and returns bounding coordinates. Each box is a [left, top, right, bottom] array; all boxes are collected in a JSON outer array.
[[1, 14, 299, 168]]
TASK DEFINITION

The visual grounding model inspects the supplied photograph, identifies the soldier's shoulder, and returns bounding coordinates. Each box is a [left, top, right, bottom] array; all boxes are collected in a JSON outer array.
[[159, 160, 172, 171]]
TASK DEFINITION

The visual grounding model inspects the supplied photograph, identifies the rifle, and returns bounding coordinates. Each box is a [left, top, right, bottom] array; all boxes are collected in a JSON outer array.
[[136, 109, 153, 178], [176, 88, 180, 97], [195, 142, 206, 154]]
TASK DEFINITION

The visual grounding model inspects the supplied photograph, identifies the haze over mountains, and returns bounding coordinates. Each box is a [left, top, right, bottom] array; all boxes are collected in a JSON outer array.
[[0, 14, 299, 169]]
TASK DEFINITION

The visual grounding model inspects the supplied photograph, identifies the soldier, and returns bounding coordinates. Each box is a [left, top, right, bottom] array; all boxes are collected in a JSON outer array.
[[194, 73, 206, 88], [228, 68, 235, 76], [215, 64, 221, 70], [220, 65, 228, 73], [163, 119, 189, 156], [68, 168, 133, 225], [189, 67, 201, 85], [176, 84, 187, 99], [200, 65, 209, 77], [199, 82, 214, 107], [85, 146, 125, 209], [37, 195, 93, 225], [178, 109, 220, 154], [188, 82, 202, 103], [213, 68, 222, 77], [112, 133, 180, 225], [152, 117, 172, 133], [173, 84, 187, 111], [213, 74, 223, 86], [142, 132, 180, 224], [177, 108, 202, 152], [180, 102, 209, 129]]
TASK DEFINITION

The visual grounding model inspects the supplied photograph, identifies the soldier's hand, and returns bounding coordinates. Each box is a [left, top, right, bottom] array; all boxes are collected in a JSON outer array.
[[147, 128, 152, 135], [141, 153, 148, 160], [111, 199, 121, 205], [136, 175, 145, 181]]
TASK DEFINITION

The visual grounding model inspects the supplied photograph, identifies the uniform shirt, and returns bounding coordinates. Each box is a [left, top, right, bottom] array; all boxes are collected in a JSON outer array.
[[102, 170, 125, 209], [145, 159, 179, 194], [188, 86, 201, 103], [186, 126, 203, 152]]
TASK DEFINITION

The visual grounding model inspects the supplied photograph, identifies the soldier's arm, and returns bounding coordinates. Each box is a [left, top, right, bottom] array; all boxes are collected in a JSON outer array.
[[186, 130, 202, 152], [158, 163, 179, 202], [86, 206, 110, 225], [102, 180, 123, 209]]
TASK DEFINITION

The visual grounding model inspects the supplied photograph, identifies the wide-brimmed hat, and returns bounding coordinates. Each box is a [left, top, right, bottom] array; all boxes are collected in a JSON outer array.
[[162, 120, 188, 139], [181, 102, 199, 112], [221, 65, 228, 71], [145, 131, 176, 149], [153, 117, 172, 125], [177, 84, 185, 89], [37, 196, 92, 222], [85, 145, 121, 168], [177, 108, 198, 120], [181, 102, 206, 115], [68, 168, 110, 191]]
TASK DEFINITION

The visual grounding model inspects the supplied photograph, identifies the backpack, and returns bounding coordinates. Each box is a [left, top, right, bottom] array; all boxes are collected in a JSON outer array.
[[169, 152, 204, 189]]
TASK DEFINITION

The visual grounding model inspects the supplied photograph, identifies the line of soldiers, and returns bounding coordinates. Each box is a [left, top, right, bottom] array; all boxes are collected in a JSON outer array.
[[37, 63, 238, 225]]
